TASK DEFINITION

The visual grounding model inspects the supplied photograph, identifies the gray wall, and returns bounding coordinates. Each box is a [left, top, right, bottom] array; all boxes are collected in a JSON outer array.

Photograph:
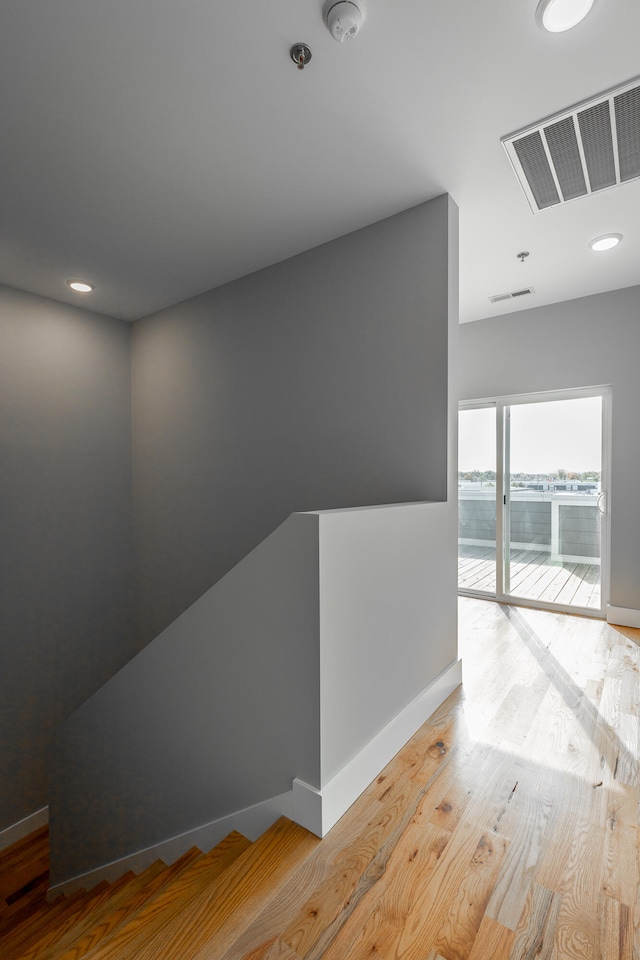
[[49, 513, 321, 883], [319, 199, 459, 784], [132, 198, 451, 643], [49, 195, 458, 883], [459, 284, 640, 611], [0, 285, 136, 832]]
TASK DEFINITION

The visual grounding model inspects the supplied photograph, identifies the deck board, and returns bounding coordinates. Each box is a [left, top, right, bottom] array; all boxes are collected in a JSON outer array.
[[459, 545, 601, 610]]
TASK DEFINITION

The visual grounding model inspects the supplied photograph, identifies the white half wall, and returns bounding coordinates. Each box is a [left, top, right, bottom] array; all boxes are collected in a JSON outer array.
[[293, 658, 461, 837], [316, 502, 459, 786]]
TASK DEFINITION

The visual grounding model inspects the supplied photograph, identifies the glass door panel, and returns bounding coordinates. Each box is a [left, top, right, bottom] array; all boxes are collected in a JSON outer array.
[[458, 406, 497, 596], [505, 396, 603, 611]]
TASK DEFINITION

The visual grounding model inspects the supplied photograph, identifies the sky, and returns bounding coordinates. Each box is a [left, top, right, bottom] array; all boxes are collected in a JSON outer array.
[[459, 396, 602, 474]]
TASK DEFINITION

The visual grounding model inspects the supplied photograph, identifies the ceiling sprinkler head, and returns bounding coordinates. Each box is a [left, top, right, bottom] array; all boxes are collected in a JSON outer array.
[[290, 43, 312, 70], [323, 0, 366, 42], [517, 251, 530, 263]]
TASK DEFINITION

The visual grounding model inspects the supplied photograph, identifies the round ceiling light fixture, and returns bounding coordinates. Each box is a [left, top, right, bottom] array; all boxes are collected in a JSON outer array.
[[67, 279, 95, 293], [536, 0, 595, 32], [323, 0, 366, 43], [589, 233, 623, 252]]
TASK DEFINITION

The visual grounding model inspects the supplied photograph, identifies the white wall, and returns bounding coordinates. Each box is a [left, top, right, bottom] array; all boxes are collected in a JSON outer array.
[[459, 284, 640, 616], [318, 502, 458, 785]]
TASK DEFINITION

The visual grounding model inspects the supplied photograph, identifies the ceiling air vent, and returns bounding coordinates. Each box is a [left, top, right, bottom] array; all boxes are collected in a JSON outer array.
[[489, 287, 535, 304], [502, 75, 640, 213]]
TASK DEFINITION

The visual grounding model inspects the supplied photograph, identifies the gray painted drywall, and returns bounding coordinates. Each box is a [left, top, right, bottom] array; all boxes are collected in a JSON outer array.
[[132, 197, 452, 644], [0, 285, 135, 832], [316, 194, 459, 793], [459, 284, 640, 611], [49, 513, 321, 883], [48, 195, 458, 883], [317, 193, 458, 783]]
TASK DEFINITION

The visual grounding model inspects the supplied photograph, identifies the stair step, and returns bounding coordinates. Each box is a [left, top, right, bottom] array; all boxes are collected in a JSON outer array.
[[0, 888, 49, 942], [51, 848, 204, 960], [31, 858, 167, 960], [0, 883, 108, 959], [0, 827, 50, 915], [82, 831, 252, 960], [7, 874, 132, 960], [0, 826, 49, 876], [134, 818, 318, 960], [0, 882, 97, 951], [0, 871, 50, 925]]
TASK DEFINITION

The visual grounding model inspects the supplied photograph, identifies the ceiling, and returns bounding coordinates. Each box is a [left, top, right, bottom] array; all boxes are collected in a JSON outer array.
[[1, 0, 639, 323]]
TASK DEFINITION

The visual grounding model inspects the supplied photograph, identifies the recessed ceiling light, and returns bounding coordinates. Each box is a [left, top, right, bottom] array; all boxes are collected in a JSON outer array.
[[589, 233, 623, 252], [67, 279, 95, 293], [536, 0, 595, 32]]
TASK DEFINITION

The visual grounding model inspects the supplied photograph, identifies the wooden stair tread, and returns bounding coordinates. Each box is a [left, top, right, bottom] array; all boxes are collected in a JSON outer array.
[[0, 883, 109, 959], [134, 817, 319, 960], [31, 859, 168, 960], [0, 882, 100, 948], [0, 860, 50, 905], [50, 848, 206, 960], [8, 875, 130, 960], [82, 832, 252, 960], [0, 869, 50, 922], [0, 827, 50, 912], [0, 889, 49, 941], [0, 826, 49, 873]]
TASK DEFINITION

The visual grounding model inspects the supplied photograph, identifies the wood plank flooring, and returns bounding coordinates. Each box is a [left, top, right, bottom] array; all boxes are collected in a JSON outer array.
[[2, 597, 638, 959], [222, 597, 640, 959], [458, 545, 601, 610]]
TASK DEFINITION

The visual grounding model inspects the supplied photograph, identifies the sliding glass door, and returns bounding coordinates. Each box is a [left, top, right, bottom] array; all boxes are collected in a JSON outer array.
[[458, 389, 609, 616], [458, 404, 499, 596]]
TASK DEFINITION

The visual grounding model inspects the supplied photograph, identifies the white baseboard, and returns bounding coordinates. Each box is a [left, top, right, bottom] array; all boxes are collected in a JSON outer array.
[[0, 806, 49, 853], [48, 659, 464, 894], [607, 604, 640, 629], [293, 658, 463, 837], [48, 791, 293, 898]]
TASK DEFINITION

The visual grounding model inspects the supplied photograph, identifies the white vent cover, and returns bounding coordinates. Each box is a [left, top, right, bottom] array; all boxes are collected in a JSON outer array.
[[503, 76, 640, 213], [489, 287, 535, 304]]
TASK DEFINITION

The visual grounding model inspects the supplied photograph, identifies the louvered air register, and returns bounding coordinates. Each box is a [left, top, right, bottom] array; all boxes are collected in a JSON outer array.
[[502, 76, 640, 213]]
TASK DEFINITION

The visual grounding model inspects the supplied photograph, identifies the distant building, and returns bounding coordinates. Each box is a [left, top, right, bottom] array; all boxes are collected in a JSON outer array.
[[523, 481, 597, 493]]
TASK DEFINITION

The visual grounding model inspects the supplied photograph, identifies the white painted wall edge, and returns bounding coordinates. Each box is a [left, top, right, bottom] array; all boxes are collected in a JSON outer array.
[[0, 806, 49, 853], [607, 605, 640, 629], [48, 791, 293, 899], [303, 501, 438, 516], [293, 658, 462, 837]]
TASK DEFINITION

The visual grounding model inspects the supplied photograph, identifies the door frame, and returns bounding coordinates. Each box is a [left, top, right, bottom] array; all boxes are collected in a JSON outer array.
[[459, 385, 611, 618]]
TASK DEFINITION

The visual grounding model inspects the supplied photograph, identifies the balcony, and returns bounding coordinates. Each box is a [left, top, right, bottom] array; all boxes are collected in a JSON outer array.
[[458, 488, 601, 610]]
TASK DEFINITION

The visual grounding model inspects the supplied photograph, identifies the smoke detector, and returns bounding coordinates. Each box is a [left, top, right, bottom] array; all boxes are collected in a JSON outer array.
[[323, 1, 366, 42]]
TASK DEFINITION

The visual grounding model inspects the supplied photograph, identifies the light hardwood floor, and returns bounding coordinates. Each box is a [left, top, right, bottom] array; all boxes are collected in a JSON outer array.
[[224, 597, 639, 960]]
